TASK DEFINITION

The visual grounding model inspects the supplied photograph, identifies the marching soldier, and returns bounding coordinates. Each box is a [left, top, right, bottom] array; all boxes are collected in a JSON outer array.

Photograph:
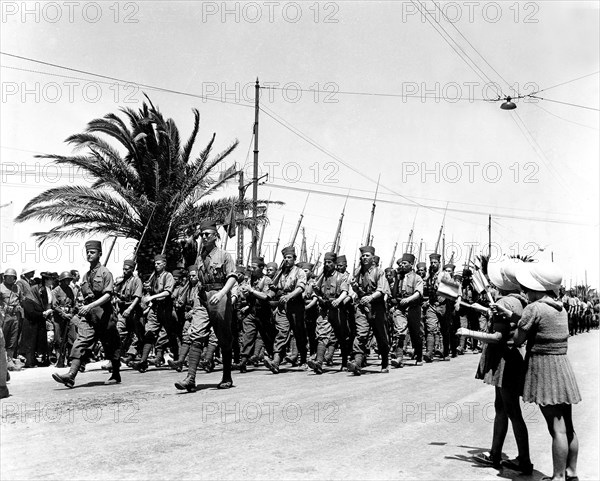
[[174, 220, 241, 391], [299, 262, 318, 357], [307, 252, 349, 374], [423, 253, 445, 363], [389, 253, 424, 368], [52, 239, 121, 387], [114, 259, 143, 365], [237, 257, 275, 372], [132, 254, 179, 372], [51, 271, 79, 368], [263, 246, 307, 374], [347, 246, 391, 375]]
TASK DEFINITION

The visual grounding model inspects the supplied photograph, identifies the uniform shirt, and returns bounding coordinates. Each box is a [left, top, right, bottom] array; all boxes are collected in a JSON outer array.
[[317, 270, 349, 300], [390, 270, 423, 301], [114, 275, 143, 305], [81, 264, 114, 303], [355, 265, 390, 299], [52, 284, 76, 320], [172, 282, 189, 310], [16, 278, 33, 303], [0, 282, 22, 311], [198, 247, 238, 285], [150, 271, 175, 298], [273, 265, 306, 294]]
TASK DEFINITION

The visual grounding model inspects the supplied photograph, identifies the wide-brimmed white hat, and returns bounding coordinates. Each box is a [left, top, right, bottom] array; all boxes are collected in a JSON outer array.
[[488, 258, 521, 291], [515, 261, 563, 294], [21, 266, 35, 275]]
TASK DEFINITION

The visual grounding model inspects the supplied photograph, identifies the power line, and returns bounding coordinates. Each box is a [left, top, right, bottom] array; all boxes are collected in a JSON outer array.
[[533, 71, 600, 95], [531, 102, 599, 131], [432, 1, 513, 94], [529, 95, 599, 112], [259, 85, 487, 101], [0, 52, 253, 109], [411, 0, 502, 98]]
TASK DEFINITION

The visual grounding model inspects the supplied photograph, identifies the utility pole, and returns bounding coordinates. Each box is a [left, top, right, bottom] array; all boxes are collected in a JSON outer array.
[[251, 78, 260, 258], [237, 170, 245, 265]]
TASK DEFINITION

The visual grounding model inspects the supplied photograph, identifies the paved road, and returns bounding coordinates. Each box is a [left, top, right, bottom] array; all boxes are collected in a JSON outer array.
[[2, 331, 598, 480]]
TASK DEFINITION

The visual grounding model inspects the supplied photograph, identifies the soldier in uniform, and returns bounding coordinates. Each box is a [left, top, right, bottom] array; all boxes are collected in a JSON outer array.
[[263, 246, 307, 374], [299, 262, 318, 358], [416, 262, 427, 280], [423, 253, 445, 363], [132, 254, 178, 371], [174, 220, 241, 391], [389, 253, 424, 368], [237, 257, 275, 372], [347, 246, 391, 375], [0, 268, 23, 371], [114, 259, 143, 365], [52, 240, 121, 387], [51, 271, 79, 368], [307, 252, 349, 374]]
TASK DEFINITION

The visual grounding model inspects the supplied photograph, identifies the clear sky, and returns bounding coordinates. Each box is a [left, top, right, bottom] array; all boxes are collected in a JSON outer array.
[[1, 1, 598, 288]]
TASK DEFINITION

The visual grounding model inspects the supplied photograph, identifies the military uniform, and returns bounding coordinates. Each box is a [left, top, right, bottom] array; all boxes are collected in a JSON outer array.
[[347, 246, 391, 375], [389, 256, 424, 365], [423, 261, 445, 362], [0, 272, 23, 368], [264, 246, 307, 373], [308, 253, 350, 373], [238, 264, 275, 371], [51, 272, 79, 367], [114, 262, 144, 360], [175, 220, 241, 391]]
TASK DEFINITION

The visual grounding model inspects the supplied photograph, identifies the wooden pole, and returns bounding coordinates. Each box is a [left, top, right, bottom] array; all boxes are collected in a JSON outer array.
[[251, 78, 260, 258]]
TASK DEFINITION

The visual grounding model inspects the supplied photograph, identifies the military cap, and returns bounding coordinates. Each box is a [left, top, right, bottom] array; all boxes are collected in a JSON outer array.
[[251, 256, 265, 267], [416, 262, 427, 269], [336, 255, 347, 264], [324, 252, 337, 261], [3, 268, 17, 277], [373, 255, 380, 265], [360, 246, 375, 255], [199, 220, 218, 232], [444, 263, 455, 270], [154, 254, 167, 262], [398, 253, 415, 264], [172, 269, 182, 277], [123, 259, 136, 268], [384, 267, 395, 274], [266, 262, 278, 270], [85, 240, 102, 251], [429, 253, 441, 261], [188, 265, 199, 273], [281, 246, 296, 257], [59, 271, 73, 282]]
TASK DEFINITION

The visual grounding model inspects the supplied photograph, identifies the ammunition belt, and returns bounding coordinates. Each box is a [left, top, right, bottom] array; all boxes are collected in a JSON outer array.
[[204, 283, 225, 292]]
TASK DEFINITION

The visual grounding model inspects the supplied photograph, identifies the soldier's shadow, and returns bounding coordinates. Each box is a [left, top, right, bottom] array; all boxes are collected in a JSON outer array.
[[173, 383, 230, 393], [444, 444, 547, 480]]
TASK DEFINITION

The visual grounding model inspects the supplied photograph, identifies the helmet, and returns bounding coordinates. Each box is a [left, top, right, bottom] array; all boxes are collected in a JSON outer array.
[[58, 271, 74, 282], [3, 268, 17, 277]]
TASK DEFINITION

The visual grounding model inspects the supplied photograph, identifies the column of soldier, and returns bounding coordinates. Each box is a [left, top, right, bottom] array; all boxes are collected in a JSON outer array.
[[1, 219, 598, 397]]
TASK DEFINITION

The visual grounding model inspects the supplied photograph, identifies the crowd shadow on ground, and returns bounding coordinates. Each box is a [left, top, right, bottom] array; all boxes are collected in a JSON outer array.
[[440, 443, 548, 480]]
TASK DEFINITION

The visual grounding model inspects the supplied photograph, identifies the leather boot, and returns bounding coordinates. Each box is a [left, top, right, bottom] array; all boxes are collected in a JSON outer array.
[[105, 360, 122, 384], [132, 343, 152, 372], [175, 343, 201, 392], [218, 349, 234, 389], [154, 348, 165, 367]]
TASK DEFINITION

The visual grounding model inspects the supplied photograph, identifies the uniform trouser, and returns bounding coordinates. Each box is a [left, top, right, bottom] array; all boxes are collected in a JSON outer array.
[[457, 315, 468, 349], [0, 329, 8, 395], [19, 315, 48, 364], [70, 305, 120, 361], [116, 309, 144, 356], [240, 309, 274, 360], [316, 305, 350, 361], [188, 291, 233, 351], [352, 303, 389, 364], [305, 306, 318, 355], [424, 305, 444, 357], [51, 316, 73, 360], [273, 299, 306, 362], [1, 313, 20, 358], [144, 303, 179, 357], [391, 305, 423, 362]]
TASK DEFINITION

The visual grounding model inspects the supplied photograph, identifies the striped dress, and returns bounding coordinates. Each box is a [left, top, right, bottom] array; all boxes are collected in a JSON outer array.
[[518, 297, 581, 406]]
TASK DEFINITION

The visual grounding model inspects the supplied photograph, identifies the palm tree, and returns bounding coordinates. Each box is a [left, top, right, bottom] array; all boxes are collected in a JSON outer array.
[[15, 97, 276, 274]]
